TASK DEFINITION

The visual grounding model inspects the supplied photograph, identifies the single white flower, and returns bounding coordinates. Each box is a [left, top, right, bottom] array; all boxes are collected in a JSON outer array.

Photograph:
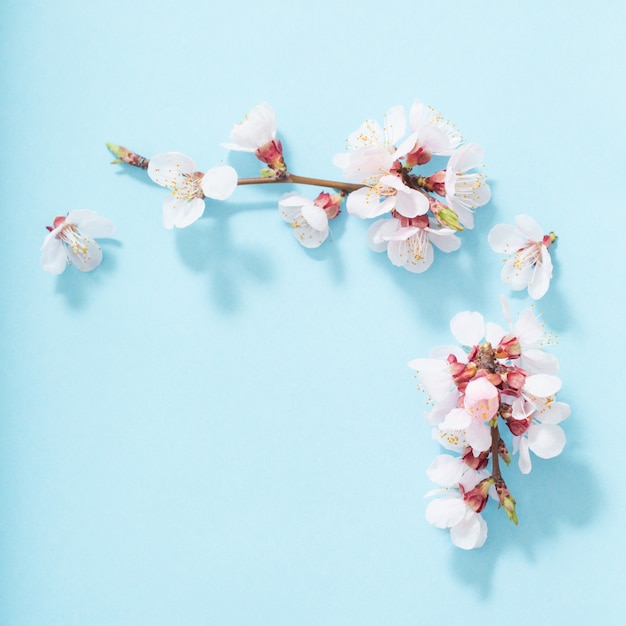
[[147, 152, 237, 229], [223, 102, 277, 152], [488, 214, 556, 300], [512, 398, 570, 474], [367, 216, 460, 273], [408, 99, 463, 157], [278, 192, 330, 248], [444, 143, 491, 229], [425, 463, 490, 550], [41, 209, 115, 274]]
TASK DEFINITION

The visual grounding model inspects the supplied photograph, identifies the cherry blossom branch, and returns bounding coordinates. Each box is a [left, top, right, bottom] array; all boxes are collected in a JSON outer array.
[[107, 144, 363, 193], [491, 423, 501, 480]]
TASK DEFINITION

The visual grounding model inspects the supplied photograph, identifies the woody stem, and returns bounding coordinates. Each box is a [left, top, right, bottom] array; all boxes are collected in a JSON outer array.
[[491, 423, 501, 480], [237, 174, 364, 193]]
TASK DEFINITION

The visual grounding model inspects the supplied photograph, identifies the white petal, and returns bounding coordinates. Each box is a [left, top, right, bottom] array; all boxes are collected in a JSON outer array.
[[279, 192, 306, 223], [465, 421, 492, 452], [440, 408, 472, 431], [488, 223, 527, 253], [536, 401, 570, 425], [484, 322, 505, 347], [524, 374, 561, 397], [384, 105, 406, 145], [301, 202, 329, 232], [346, 187, 392, 218], [66, 210, 115, 239], [40, 237, 68, 274], [162, 196, 205, 229], [367, 218, 399, 252], [425, 497, 466, 529], [66, 236, 103, 272], [387, 237, 434, 273], [501, 256, 533, 291], [522, 349, 559, 374], [200, 165, 238, 201], [426, 455, 465, 488], [229, 102, 276, 150], [527, 247, 553, 300], [393, 188, 430, 219], [528, 423, 566, 459], [514, 308, 543, 345], [426, 227, 461, 253], [515, 214, 543, 241], [291, 221, 329, 248], [450, 311, 485, 346], [517, 436, 532, 474], [449, 143, 483, 173], [407, 358, 453, 402], [450, 509, 487, 550], [148, 152, 195, 188]]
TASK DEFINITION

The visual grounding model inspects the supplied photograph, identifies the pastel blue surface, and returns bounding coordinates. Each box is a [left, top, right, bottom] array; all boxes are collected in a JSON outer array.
[[2, 0, 624, 624]]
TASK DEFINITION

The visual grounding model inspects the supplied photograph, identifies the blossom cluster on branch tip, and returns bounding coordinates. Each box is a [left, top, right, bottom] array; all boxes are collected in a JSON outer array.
[[489, 214, 557, 299], [334, 100, 490, 272], [409, 297, 568, 549], [41, 210, 115, 274]]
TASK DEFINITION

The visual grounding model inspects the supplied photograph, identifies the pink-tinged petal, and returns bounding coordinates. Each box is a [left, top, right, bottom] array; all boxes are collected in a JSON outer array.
[[528, 423, 566, 459], [426, 455, 465, 488], [342, 145, 395, 183], [425, 497, 466, 529], [524, 374, 561, 397], [501, 256, 533, 290], [40, 237, 68, 274], [148, 152, 195, 188], [537, 401, 570, 425], [367, 218, 400, 252], [66, 236, 103, 272], [394, 131, 419, 159], [426, 391, 461, 425], [450, 311, 485, 346], [488, 223, 527, 253], [527, 247, 553, 300], [465, 422, 492, 452], [301, 202, 328, 232], [200, 165, 238, 201], [427, 228, 461, 253], [515, 214, 543, 241], [162, 196, 205, 229], [522, 349, 559, 374], [517, 436, 532, 474], [384, 105, 406, 145], [440, 408, 472, 431], [450, 509, 487, 550], [464, 378, 499, 422], [332, 152, 350, 170], [387, 237, 434, 273]]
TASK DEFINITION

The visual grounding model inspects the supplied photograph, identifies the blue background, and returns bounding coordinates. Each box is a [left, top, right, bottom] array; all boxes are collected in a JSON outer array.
[[1, 0, 623, 623]]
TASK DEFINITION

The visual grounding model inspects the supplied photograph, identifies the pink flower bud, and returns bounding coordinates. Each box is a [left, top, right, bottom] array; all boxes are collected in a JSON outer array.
[[461, 477, 494, 513], [404, 143, 432, 167], [495, 478, 518, 524], [255, 139, 287, 173], [462, 446, 490, 470], [314, 191, 343, 220]]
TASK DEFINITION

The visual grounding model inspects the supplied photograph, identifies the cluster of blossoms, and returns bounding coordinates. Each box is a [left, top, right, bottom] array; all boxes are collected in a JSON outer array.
[[40, 100, 494, 274], [334, 101, 491, 272], [409, 299, 568, 549]]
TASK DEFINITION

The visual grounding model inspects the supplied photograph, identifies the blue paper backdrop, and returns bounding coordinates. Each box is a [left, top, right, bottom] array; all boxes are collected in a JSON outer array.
[[1, 0, 623, 624]]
